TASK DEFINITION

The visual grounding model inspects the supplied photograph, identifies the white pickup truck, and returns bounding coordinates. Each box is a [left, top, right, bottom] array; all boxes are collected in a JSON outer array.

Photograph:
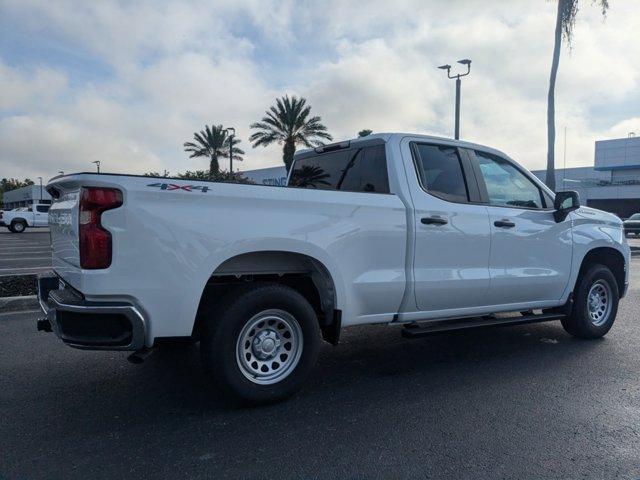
[[4, 203, 51, 232], [38, 133, 630, 405]]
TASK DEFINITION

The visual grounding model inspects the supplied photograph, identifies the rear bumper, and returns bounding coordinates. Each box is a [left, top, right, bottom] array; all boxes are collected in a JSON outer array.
[[37, 274, 146, 351]]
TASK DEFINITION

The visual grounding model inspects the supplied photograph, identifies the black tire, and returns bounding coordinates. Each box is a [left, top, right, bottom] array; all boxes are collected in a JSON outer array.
[[200, 282, 321, 406], [561, 264, 619, 339], [10, 220, 26, 233]]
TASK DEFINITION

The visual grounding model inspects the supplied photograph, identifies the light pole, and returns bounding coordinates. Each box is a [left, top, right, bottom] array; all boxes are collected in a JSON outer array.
[[225, 127, 236, 173], [37, 176, 43, 202], [438, 59, 472, 140], [92, 160, 100, 173]]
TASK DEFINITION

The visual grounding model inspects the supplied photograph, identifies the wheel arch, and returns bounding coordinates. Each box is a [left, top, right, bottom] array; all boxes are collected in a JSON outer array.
[[193, 250, 342, 344], [574, 247, 626, 297]]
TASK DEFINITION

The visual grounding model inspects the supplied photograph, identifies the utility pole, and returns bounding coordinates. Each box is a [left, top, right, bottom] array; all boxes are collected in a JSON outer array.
[[438, 59, 472, 140], [92, 160, 100, 173], [562, 126, 567, 186], [225, 127, 236, 173], [37, 176, 43, 202]]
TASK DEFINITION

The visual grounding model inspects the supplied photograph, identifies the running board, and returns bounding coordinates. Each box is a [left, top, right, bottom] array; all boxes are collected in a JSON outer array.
[[401, 312, 566, 339]]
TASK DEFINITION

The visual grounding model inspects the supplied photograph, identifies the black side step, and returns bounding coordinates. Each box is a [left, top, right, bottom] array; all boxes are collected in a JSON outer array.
[[401, 312, 566, 339]]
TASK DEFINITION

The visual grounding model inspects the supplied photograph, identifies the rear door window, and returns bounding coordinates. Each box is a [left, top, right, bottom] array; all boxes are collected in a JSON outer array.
[[289, 145, 389, 193], [413, 144, 469, 202]]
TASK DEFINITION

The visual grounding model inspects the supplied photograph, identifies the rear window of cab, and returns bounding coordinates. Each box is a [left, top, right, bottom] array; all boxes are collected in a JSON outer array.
[[289, 145, 390, 194]]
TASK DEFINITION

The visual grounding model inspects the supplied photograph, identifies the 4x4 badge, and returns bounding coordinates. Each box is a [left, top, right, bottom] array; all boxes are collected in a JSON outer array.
[[147, 183, 209, 193]]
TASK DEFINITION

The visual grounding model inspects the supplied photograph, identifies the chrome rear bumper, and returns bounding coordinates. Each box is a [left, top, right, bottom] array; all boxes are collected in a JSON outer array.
[[37, 274, 146, 351]]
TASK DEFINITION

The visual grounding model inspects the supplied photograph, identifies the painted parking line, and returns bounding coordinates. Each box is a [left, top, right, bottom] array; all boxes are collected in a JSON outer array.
[[0, 249, 51, 253], [0, 267, 53, 274], [0, 242, 51, 245], [0, 248, 51, 251], [0, 257, 51, 262], [0, 246, 51, 250], [0, 249, 51, 252], [0, 238, 49, 245], [0, 250, 51, 253], [0, 252, 52, 256], [0, 244, 51, 247]]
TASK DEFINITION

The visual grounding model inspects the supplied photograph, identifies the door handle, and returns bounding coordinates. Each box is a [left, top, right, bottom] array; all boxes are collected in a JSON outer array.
[[421, 216, 448, 225], [494, 219, 515, 228]]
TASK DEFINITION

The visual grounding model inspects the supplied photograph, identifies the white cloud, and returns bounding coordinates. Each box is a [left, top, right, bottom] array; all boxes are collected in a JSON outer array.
[[0, 114, 164, 177], [0, 0, 639, 181], [0, 63, 68, 111]]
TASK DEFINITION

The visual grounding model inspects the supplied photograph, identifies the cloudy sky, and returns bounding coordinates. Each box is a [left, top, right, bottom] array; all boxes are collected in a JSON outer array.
[[1, 0, 639, 181]]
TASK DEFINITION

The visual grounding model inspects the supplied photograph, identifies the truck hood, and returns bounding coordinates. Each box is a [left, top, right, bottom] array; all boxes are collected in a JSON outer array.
[[573, 206, 622, 227]]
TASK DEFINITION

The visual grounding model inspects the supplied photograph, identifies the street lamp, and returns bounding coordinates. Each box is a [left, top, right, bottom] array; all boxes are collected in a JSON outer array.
[[92, 160, 100, 173], [37, 176, 43, 202], [438, 58, 472, 140], [225, 127, 236, 173]]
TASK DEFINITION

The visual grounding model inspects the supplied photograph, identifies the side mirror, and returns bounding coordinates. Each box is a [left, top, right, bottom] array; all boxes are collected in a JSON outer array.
[[553, 190, 580, 222]]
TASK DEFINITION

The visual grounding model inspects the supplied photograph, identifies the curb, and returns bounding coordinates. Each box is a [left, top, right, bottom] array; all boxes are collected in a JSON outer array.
[[0, 295, 39, 313]]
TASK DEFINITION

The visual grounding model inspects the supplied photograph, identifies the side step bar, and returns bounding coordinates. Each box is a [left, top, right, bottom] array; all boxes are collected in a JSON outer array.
[[401, 311, 566, 339]]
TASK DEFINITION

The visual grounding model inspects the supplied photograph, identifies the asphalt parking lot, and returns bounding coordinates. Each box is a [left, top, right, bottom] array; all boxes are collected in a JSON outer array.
[[0, 227, 52, 277], [1, 259, 640, 479]]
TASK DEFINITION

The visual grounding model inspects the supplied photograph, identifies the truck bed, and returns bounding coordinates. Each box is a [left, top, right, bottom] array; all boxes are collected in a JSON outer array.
[[47, 173, 408, 343]]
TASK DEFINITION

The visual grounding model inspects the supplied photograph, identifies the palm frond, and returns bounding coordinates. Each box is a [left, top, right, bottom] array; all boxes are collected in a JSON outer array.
[[250, 94, 332, 165]]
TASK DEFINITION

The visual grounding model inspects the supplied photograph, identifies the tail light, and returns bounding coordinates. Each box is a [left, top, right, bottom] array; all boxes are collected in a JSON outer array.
[[79, 187, 123, 269]]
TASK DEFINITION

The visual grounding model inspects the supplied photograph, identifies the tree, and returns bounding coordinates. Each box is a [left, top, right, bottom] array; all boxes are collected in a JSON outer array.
[[178, 170, 254, 184], [358, 129, 373, 137], [288, 165, 331, 189], [250, 95, 333, 172], [546, 0, 609, 192], [183, 125, 245, 178], [0, 178, 35, 206]]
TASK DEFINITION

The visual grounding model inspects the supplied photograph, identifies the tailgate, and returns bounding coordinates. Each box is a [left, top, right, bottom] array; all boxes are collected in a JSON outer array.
[[47, 180, 82, 269]]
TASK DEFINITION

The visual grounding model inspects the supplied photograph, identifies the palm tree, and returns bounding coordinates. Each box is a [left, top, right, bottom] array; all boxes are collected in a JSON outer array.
[[250, 95, 333, 172], [289, 165, 331, 188], [546, 0, 609, 191], [358, 129, 373, 137], [183, 124, 245, 177]]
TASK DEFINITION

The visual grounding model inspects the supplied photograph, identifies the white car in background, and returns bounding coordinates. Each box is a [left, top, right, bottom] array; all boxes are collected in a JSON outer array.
[[3, 203, 51, 233]]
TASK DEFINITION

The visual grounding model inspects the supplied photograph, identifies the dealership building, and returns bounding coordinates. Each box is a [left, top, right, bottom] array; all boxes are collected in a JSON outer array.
[[532, 135, 640, 218], [2, 184, 52, 210], [243, 136, 640, 218], [242, 166, 288, 187]]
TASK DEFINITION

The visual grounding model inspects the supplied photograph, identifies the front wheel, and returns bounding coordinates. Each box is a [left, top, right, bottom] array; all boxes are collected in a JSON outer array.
[[561, 264, 619, 339], [200, 283, 321, 405]]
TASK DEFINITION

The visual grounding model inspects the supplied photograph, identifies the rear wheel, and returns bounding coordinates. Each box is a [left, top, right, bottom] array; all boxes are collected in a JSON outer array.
[[561, 264, 619, 339], [200, 282, 321, 405], [10, 220, 26, 233]]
